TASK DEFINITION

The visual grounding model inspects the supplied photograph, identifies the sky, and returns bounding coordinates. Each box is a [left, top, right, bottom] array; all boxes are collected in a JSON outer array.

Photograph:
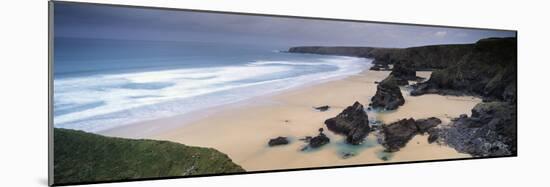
[[54, 2, 516, 48]]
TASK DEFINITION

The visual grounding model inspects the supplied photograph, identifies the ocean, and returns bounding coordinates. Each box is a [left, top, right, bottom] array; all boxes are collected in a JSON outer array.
[[53, 37, 372, 132]]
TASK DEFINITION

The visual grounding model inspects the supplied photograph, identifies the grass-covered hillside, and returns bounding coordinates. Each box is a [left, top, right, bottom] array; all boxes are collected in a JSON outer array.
[[53, 128, 244, 185]]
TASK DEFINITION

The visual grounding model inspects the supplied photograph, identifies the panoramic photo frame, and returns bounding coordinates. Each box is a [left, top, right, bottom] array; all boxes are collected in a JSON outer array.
[[49, 1, 517, 186]]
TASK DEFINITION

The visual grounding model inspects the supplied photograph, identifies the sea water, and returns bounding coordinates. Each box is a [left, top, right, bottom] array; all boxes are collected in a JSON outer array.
[[53, 38, 371, 132]]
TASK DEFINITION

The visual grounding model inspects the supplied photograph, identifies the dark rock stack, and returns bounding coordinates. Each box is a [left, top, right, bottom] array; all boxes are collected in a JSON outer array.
[[268, 136, 289, 147], [370, 76, 405, 110], [379, 117, 442, 152], [324, 101, 370, 145], [389, 61, 418, 85], [428, 102, 517, 157]]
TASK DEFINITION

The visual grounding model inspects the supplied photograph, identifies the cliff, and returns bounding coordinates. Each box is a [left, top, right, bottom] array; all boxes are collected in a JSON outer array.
[[411, 37, 517, 102], [53, 128, 244, 185], [288, 43, 473, 70], [289, 37, 517, 102]]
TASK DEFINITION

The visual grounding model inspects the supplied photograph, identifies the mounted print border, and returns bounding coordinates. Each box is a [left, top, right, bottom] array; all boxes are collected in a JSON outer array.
[[48, 1, 517, 186]]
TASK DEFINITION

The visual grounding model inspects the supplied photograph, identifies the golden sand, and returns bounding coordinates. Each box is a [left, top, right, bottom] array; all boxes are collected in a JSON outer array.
[[103, 70, 479, 171]]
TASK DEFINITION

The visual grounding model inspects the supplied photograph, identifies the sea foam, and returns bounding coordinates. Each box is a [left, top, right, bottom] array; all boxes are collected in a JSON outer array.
[[54, 56, 372, 132]]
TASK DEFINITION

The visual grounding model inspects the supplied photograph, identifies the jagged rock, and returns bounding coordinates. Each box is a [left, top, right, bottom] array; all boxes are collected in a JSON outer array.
[[324, 101, 370, 145], [309, 133, 330, 148], [370, 76, 405, 110], [428, 102, 516, 157], [380, 118, 418, 152], [415, 117, 442, 134], [268, 136, 289, 147], [313, 105, 330, 112], [379, 117, 442, 152], [301, 128, 331, 151]]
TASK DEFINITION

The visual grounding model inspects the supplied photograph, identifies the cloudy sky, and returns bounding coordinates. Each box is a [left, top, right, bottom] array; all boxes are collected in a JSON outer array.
[[54, 2, 515, 48]]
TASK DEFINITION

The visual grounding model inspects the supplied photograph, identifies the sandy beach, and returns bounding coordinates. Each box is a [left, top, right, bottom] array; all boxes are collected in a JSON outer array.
[[102, 70, 480, 171]]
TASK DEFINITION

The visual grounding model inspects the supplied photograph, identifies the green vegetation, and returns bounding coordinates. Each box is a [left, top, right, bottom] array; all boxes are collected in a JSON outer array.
[[54, 128, 245, 184]]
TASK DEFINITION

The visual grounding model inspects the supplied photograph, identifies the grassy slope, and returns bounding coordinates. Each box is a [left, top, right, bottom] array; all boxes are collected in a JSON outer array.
[[54, 128, 244, 185]]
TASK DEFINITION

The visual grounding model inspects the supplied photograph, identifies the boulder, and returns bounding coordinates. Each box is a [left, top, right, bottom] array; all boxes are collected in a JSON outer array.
[[268, 136, 289, 147], [370, 76, 405, 110], [313, 105, 330, 112], [309, 133, 330, 148], [324, 101, 370, 145], [301, 128, 331, 151], [415, 117, 442, 134], [341, 152, 356, 159]]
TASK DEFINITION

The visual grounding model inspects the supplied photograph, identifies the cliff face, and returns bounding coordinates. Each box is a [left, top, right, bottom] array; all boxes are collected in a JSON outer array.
[[288, 44, 473, 70], [54, 128, 244, 185], [289, 37, 517, 102], [288, 46, 379, 57], [378, 44, 473, 70], [412, 37, 517, 102]]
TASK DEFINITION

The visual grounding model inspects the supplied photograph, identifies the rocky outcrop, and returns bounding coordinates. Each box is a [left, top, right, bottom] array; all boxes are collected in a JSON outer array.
[[428, 102, 517, 157], [290, 38, 516, 102], [268, 136, 289, 147], [370, 76, 405, 110], [379, 117, 442, 152], [410, 38, 517, 102], [324, 101, 370, 145]]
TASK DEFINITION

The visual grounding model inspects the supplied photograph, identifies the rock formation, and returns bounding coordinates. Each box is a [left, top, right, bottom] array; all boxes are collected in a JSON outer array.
[[379, 117, 442, 152], [313, 105, 330, 112], [301, 128, 330, 150], [370, 76, 405, 110], [324, 101, 370, 145], [268, 136, 289, 147]]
